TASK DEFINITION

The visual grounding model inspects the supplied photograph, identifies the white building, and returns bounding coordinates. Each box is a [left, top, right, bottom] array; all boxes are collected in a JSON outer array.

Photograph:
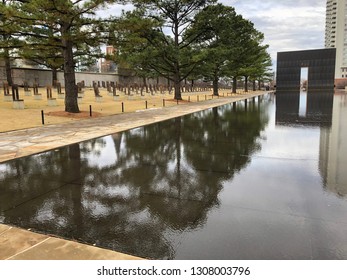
[[325, 0, 347, 78]]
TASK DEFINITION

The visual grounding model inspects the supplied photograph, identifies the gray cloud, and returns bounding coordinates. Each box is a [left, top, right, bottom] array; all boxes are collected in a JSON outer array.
[[105, 1, 327, 68], [220, 0, 326, 67], [96, 3, 133, 17]]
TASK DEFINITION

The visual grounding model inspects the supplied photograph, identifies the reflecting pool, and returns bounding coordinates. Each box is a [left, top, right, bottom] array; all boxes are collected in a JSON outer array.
[[1, 92, 347, 260]]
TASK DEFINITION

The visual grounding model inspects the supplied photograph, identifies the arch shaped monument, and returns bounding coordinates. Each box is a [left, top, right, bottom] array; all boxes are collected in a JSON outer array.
[[276, 48, 336, 92]]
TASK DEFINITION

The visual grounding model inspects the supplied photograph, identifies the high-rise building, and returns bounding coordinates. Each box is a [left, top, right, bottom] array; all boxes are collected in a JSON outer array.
[[100, 46, 117, 73], [325, 0, 347, 78]]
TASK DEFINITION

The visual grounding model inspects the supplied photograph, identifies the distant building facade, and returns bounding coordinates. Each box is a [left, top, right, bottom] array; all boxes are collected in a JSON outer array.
[[325, 0, 347, 78], [99, 46, 117, 73]]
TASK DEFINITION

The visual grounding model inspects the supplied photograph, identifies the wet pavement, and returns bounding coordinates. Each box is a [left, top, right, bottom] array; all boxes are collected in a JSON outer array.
[[0, 92, 265, 260]]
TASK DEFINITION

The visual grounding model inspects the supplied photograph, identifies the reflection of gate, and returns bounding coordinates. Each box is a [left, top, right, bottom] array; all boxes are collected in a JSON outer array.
[[275, 92, 334, 127], [276, 49, 336, 92]]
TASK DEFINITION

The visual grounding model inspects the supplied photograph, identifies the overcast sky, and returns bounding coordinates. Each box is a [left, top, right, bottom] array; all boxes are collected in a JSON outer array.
[[224, 0, 327, 65], [104, 0, 327, 67]]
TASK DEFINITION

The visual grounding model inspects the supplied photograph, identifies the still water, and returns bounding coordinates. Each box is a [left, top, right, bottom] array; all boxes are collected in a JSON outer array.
[[1, 92, 347, 260]]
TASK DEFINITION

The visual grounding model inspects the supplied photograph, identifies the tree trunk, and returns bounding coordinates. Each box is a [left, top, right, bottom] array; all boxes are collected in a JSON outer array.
[[252, 80, 256, 91], [232, 76, 237, 93], [4, 49, 13, 86], [62, 34, 79, 113], [174, 71, 182, 100], [173, 16, 182, 100], [213, 75, 219, 96]]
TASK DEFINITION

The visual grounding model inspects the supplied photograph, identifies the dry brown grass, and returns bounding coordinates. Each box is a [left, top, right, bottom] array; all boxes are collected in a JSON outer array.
[[0, 86, 246, 133]]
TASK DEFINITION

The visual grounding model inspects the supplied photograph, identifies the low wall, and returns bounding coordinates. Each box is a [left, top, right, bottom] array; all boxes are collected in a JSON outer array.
[[1, 67, 175, 88], [335, 78, 347, 89], [0, 67, 120, 87]]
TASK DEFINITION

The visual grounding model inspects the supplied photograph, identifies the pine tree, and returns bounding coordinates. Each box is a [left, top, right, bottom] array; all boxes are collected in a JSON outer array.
[[186, 3, 271, 96], [2, 0, 121, 113], [115, 0, 217, 100]]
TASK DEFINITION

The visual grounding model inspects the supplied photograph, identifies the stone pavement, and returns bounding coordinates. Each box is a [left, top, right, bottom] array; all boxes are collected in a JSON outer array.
[[0, 91, 268, 260], [0, 224, 141, 260]]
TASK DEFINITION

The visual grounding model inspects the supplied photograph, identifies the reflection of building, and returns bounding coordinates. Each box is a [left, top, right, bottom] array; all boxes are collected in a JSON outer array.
[[325, 0, 347, 78], [319, 93, 347, 196], [276, 90, 347, 197], [100, 46, 117, 73]]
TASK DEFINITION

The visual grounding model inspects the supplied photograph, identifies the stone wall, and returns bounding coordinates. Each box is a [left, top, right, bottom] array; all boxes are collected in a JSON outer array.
[[0, 67, 120, 87], [335, 78, 347, 89], [0, 67, 171, 88], [11, 68, 52, 86]]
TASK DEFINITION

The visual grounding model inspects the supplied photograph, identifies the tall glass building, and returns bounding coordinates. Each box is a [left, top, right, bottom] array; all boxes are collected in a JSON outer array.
[[325, 0, 347, 78]]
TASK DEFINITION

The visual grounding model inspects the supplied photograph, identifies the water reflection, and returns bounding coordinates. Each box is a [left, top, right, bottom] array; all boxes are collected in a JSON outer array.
[[2, 93, 347, 259], [276, 91, 334, 127], [320, 93, 347, 197], [275, 91, 347, 198], [0, 99, 268, 259]]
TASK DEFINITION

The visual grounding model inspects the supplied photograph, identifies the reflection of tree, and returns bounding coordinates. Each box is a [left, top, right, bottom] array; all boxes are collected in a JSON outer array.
[[183, 105, 267, 174], [0, 101, 269, 259]]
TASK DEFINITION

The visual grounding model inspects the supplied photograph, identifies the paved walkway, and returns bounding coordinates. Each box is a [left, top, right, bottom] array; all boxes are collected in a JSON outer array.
[[0, 91, 268, 260], [0, 224, 141, 260]]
